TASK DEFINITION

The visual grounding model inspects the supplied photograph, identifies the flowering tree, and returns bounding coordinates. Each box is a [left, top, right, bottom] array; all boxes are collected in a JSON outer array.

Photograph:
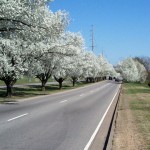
[[52, 32, 84, 89], [28, 31, 84, 90], [134, 56, 150, 81], [97, 54, 117, 79], [82, 51, 100, 82], [28, 53, 59, 91], [67, 52, 85, 86], [53, 56, 70, 89], [134, 60, 147, 83], [0, 39, 28, 97], [0, 0, 68, 96], [0, 0, 31, 97], [116, 57, 147, 82]]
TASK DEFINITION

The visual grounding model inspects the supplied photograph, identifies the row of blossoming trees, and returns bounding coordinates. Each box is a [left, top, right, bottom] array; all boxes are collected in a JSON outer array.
[[0, 0, 148, 97]]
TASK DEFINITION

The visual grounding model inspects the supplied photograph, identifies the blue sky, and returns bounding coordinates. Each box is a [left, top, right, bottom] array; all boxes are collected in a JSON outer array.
[[50, 0, 150, 64]]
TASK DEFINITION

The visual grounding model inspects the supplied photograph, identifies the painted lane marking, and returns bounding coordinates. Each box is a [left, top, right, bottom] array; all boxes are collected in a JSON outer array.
[[60, 100, 68, 103], [7, 113, 28, 122], [80, 94, 85, 96], [84, 85, 121, 150]]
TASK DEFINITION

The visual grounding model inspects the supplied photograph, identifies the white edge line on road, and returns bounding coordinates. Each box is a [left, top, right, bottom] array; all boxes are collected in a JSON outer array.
[[7, 113, 28, 122], [60, 100, 68, 103], [84, 85, 121, 150]]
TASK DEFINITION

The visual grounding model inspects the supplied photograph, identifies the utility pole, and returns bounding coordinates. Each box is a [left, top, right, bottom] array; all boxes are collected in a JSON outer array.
[[90, 25, 94, 52]]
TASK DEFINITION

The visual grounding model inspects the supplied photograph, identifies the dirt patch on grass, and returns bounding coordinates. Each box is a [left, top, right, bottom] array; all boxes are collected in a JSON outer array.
[[112, 87, 147, 150]]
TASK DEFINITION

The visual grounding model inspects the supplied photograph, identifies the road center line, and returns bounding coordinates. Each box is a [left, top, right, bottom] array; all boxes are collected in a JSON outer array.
[[60, 100, 68, 103], [7, 113, 28, 122], [84, 85, 121, 150]]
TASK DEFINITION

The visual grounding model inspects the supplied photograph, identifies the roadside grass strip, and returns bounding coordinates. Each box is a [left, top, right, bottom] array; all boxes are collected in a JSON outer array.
[[125, 83, 150, 149], [0, 82, 96, 102]]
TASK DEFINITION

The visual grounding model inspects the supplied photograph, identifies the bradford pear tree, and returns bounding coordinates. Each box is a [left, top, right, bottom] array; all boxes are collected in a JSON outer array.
[[52, 32, 84, 89], [134, 59, 147, 83], [0, 0, 32, 97], [82, 51, 100, 83], [53, 56, 70, 89], [116, 57, 147, 82], [116, 58, 139, 82], [97, 54, 116, 79], [105, 63, 118, 78], [63, 33, 85, 86], [28, 31, 84, 91], [0, 39, 28, 97], [134, 56, 150, 81], [28, 53, 59, 91], [67, 52, 85, 86], [0, 0, 68, 96], [27, 15, 69, 91]]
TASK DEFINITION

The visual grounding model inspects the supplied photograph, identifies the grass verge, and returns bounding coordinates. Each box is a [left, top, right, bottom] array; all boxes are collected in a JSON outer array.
[[0, 81, 94, 103], [113, 82, 150, 150], [0, 77, 55, 86], [125, 83, 150, 149]]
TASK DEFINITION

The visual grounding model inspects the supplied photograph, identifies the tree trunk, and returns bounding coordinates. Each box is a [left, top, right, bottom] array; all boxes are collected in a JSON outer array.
[[93, 78, 95, 82], [54, 76, 65, 90], [36, 74, 50, 91], [86, 78, 89, 83], [72, 77, 77, 87], [41, 81, 46, 91], [4, 79, 16, 98], [89, 77, 92, 83], [59, 81, 63, 89], [6, 84, 13, 98], [73, 80, 75, 87]]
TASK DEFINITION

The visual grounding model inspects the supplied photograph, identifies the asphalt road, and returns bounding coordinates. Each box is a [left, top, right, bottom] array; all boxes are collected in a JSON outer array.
[[0, 81, 121, 150]]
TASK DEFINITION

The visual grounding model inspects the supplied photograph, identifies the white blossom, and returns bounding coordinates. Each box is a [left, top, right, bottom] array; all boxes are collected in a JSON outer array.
[[116, 57, 147, 82]]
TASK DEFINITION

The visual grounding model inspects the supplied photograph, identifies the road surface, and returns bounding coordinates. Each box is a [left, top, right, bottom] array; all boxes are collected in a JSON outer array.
[[0, 81, 121, 150]]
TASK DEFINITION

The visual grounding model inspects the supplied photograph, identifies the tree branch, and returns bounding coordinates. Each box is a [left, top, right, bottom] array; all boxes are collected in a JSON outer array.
[[0, 27, 23, 32], [0, 18, 32, 27], [0, 17, 48, 30]]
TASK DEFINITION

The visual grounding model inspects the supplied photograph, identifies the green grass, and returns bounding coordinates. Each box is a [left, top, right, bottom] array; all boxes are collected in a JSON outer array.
[[0, 81, 93, 102], [0, 76, 55, 86], [0, 80, 5, 86], [124, 83, 150, 149], [124, 82, 150, 94]]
